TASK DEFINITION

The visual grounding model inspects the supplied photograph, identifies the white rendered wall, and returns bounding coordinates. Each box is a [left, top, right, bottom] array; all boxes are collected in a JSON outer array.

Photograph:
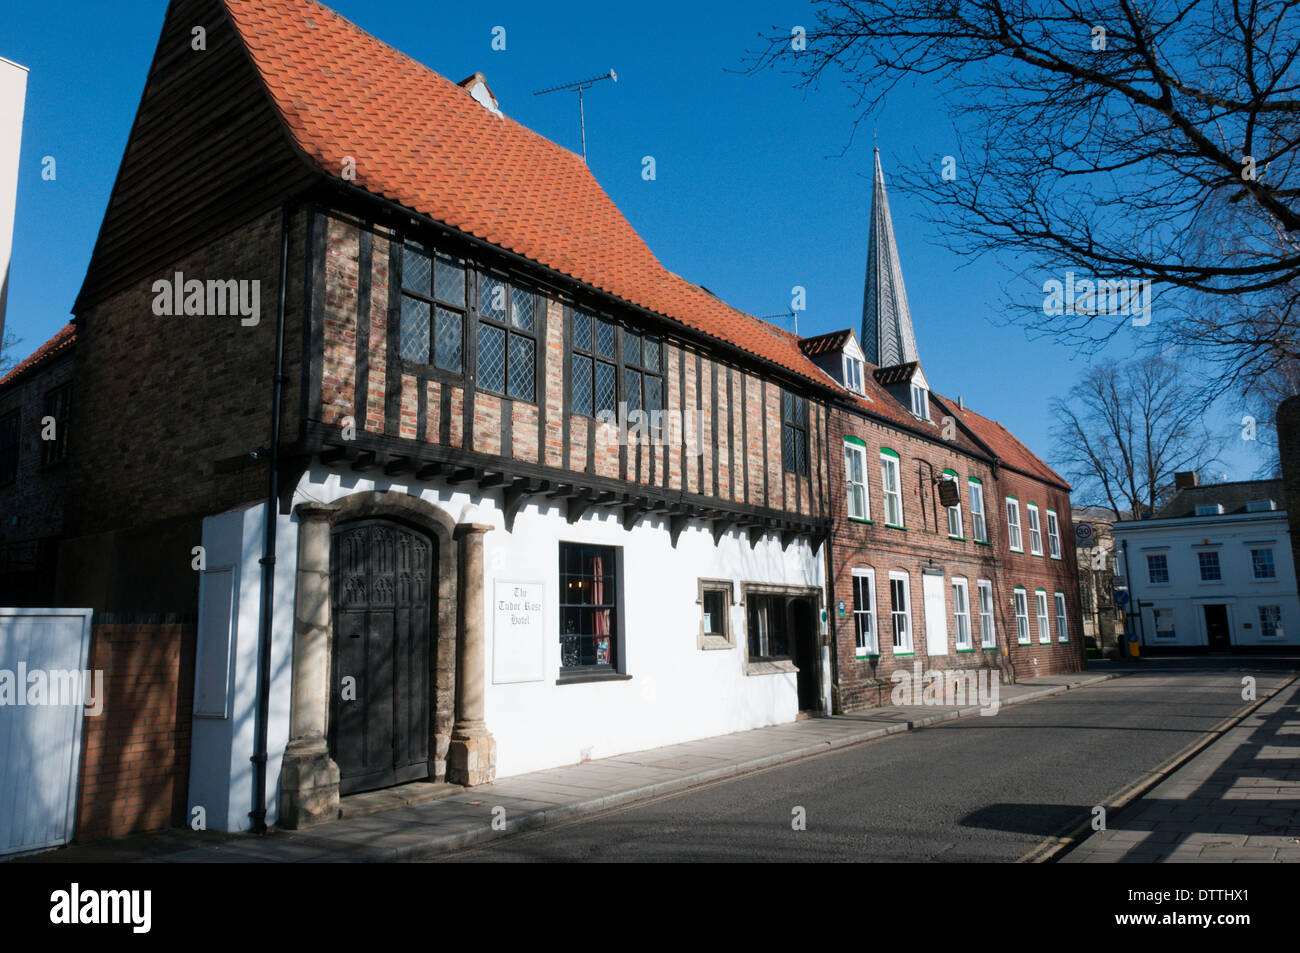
[[1116, 513, 1299, 649], [187, 502, 297, 832], [290, 464, 825, 780], [0, 57, 28, 341]]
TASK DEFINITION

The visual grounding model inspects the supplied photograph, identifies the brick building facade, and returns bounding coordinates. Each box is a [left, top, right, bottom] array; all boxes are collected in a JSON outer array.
[[2, 0, 1084, 841], [0, 322, 75, 604]]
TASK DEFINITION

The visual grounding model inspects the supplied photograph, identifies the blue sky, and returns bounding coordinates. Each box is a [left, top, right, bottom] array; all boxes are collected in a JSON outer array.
[[1, 0, 1267, 486]]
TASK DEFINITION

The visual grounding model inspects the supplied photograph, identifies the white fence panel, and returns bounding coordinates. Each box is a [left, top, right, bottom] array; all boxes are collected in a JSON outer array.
[[0, 608, 94, 856]]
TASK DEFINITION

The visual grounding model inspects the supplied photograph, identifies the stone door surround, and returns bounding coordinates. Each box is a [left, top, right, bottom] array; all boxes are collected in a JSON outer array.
[[280, 489, 493, 829]]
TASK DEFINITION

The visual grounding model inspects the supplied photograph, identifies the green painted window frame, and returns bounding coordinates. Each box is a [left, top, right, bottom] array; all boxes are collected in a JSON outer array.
[[1005, 496, 1024, 553], [880, 448, 905, 529], [1045, 507, 1063, 560], [844, 437, 871, 523], [969, 477, 988, 543], [1014, 587, 1031, 644], [1026, 502, 1045, 557]]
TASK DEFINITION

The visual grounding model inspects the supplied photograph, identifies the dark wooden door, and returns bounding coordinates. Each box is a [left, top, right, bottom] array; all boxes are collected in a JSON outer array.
[[331, 520, 432, 795], [789, 598, 819, 711], [1204, 604, 1231, 652]]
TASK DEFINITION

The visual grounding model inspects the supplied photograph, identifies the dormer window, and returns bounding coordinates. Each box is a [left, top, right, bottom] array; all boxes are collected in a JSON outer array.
[[843, 355, 864, 394], [910, 383, 930, 420]]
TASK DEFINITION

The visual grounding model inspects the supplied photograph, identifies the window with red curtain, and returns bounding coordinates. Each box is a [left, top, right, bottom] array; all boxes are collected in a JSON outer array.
[[560, 542, 619, 671]]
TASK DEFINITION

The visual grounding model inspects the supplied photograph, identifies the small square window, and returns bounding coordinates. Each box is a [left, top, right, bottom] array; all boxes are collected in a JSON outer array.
[[699, 581, 734, 650]]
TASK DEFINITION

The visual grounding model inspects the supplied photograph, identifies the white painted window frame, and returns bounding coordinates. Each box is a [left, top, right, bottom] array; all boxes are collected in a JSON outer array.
[[852, 568, 878, 657], [1006, 497, 1023, 552], [943, 471, 963, 539], [977, 579, 996, 648], [1046, 508, 1062, 559], [1054, 590, 1068, 642], [1036, 589, 1051, 643], [952, 577, 972, 650], [1014, 588, 1030, 644], [889, 570, 913, 654], [844, 439, 870, 522], [969, 479, 987, 543], [881, 450, 904, 528], [1027, 503, 1044, 556]]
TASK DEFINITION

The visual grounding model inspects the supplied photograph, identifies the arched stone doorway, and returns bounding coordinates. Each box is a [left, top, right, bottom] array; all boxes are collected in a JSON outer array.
[[281, 490, 485, 828], [330, 519, 434, 795]]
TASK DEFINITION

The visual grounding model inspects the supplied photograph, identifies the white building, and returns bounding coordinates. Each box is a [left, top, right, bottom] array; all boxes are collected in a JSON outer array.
[[0, 56, 28, 344], [1112, 475, 1298, 652]]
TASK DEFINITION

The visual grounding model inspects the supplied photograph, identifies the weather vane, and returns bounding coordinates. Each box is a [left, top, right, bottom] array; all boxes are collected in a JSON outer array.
[[534, 69, 618, 163]]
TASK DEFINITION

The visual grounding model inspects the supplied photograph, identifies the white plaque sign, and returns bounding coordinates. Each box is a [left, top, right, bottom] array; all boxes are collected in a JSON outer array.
[[492, 580, 545, 684]]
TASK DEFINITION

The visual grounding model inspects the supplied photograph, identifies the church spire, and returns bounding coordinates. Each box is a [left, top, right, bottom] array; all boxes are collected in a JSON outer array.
[[861, 148, 920, 368]]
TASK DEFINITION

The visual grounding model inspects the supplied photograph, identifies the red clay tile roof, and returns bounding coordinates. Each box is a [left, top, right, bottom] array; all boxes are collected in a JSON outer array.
[[872, 362, 920, 386], [933, 395, 1070, 490], [0, 322, 76, 392], [799, 329, 853, 357], [222, 0, 840, 391]]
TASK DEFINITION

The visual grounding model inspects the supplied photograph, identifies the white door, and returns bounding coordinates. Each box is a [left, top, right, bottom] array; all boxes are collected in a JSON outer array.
[[923, 574, 948, 657], [0, 608, 94, 856]]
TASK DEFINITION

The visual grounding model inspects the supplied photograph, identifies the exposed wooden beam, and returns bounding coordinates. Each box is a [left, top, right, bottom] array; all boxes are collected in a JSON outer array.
[[350, 450, 377, 472], [566, 489, 595, 524], [478, 471, 509, 489], [447, 466, 482, 485], [669, 512, 692, 548], [747, 525, 765, 548], [416, 461, 445, 480], [711, 519, 737, 547], [320, 445, 351, 465], [384, 455, 413, 476], [503, 477, 546, 531]]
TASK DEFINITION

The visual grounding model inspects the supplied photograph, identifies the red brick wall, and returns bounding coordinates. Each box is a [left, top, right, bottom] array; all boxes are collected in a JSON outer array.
[[75, 622, 196, 841], [989, 466, 1087, 680], [827, 407, 1084, 713], [321, 216, 359, 428], [312, 210, 831, 521]]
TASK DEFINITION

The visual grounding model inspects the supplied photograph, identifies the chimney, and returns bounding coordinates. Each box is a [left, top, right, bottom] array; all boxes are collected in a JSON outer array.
[[458, 72, 502, 117], [1174, 471, 1199, 489]]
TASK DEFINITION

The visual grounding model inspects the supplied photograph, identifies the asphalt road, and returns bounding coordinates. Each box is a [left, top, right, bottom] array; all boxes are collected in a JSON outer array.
[[443, 659, 1299, 862]]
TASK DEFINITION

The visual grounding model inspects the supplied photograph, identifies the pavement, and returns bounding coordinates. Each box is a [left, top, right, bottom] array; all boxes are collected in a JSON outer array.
[[1062, 675, 1300, 863], [22, 669, 1114, 863]]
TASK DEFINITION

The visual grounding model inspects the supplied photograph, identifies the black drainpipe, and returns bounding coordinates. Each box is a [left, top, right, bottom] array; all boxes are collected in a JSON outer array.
[[251, 203, 293, 833]]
